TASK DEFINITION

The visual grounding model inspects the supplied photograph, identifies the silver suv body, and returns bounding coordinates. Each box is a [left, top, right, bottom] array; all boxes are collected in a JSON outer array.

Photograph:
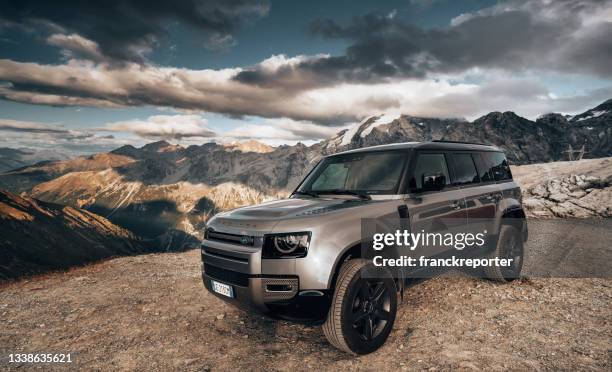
[[202, 141, 527, 354]]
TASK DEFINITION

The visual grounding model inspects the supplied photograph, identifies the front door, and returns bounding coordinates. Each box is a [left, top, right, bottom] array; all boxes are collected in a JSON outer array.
[[405, 152, 468, 260]]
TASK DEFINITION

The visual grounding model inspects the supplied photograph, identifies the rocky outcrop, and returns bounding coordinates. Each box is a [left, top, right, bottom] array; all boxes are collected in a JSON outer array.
[[522, 175, 611, 218], [0, 189, 146, 280]]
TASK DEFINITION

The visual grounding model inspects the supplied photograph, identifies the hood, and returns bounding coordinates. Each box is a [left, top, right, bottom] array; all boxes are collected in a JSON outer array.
[[216, 197, 372, 220]]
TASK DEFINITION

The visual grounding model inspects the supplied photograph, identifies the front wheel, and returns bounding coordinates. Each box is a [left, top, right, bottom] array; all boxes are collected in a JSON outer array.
[[322, 259, 397, 354]]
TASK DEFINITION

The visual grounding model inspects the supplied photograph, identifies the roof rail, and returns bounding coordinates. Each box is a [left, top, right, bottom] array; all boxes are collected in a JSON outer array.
[[431, 139, 492, 146]]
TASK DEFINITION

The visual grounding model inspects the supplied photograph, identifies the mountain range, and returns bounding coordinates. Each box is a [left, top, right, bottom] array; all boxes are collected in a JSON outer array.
[[0, 99, 610, 251], [0, 189, 145, 280]]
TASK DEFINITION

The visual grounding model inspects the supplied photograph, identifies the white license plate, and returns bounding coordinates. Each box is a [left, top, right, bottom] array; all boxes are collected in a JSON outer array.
[[211, 280, 234, 298]]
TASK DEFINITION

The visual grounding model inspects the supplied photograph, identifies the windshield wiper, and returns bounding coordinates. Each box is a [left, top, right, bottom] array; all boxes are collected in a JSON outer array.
[[291, 190, 319, 198], [317, 189, 371, 200]]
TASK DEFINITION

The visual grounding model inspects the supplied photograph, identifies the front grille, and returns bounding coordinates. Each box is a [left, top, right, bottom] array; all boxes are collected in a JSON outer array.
[[202, 246, 249, 263], [206, 230, 254, 246], [204, 263, 250, 287]]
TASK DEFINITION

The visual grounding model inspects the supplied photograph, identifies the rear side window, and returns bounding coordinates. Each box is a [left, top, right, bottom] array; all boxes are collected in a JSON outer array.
[[481, 152, 512, 181], [474, 153, 495, 182], [451, 153, 479, 185], [410, 153, 450, 192]]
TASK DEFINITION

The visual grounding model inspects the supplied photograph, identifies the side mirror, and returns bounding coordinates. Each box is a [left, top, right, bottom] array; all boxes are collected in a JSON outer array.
[[422, 173, 446, 192]]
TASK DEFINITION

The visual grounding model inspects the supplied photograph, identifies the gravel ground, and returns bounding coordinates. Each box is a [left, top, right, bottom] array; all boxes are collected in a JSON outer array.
[[1, 248, 610, 371]]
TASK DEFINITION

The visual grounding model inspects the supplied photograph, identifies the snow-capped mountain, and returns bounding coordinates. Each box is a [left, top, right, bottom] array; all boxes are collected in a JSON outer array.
[[321, 101, 611, 163]]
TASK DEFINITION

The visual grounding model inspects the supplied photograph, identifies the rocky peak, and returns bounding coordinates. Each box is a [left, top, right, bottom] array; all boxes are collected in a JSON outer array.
[[473, 111, 530, 126], [536, 113, 569, 127], [141, 140, 184, 153], [222, 140, 274, 153], [570, 99, 612, 123], [110, 144, 138, 157]]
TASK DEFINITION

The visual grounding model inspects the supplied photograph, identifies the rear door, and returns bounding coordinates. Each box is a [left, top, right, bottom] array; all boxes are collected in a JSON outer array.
[[479, 151, 515, 237], [451, 152, 498, 250]]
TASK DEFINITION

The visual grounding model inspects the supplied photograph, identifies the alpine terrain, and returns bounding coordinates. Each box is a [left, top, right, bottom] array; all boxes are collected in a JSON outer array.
[[0, 100, 610, 251]]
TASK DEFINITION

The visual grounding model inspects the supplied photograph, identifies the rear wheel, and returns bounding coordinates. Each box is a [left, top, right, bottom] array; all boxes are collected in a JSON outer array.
[[322, 259, 397, 354], [484, 224, 524, 282]]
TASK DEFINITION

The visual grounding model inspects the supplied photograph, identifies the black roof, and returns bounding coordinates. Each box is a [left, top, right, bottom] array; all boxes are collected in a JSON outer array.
[[332, 141, 501, 156]]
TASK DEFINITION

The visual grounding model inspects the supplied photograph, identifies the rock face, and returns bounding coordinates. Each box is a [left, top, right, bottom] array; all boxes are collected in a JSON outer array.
[[522, 175, 611, 218], [563, 99, 612, 160], [0, 189, 145, 280]]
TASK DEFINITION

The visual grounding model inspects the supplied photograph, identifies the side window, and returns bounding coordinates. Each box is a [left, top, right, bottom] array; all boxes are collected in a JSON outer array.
[[410, 153, 450, 192], [482, 152, 512, 181], [451, 153, 479, 185], [311, 163, 349, 190], [474, 152, 494, 182]]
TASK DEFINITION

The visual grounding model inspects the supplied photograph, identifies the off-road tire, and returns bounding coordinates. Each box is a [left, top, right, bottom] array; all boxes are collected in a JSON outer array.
[[322, 259, 397, 354], [484, 224, 524, 282]]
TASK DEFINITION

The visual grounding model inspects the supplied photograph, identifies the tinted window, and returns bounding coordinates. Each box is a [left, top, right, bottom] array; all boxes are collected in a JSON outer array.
[[302, 152, 406, 194], [410, 153, 450, 192], [481, 152, 512, 181], [474, 153, 494, 182], [451, 153, 479, 185]]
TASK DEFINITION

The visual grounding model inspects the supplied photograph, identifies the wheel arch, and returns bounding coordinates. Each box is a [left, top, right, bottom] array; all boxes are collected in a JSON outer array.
[[501, 206, 528, 242], [326, 240, 404, 292], [326, 241, 363, 290]]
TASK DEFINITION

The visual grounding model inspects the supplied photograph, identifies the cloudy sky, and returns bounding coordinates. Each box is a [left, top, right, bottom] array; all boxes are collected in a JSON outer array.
[[0, 0, 611, 154]]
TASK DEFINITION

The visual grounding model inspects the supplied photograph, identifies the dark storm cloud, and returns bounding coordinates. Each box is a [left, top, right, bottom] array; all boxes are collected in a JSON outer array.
[[234, 0, 612, 89], [0, 0, 609, 124], [0, 118, 69, 133], [0, 0, 269, 62]]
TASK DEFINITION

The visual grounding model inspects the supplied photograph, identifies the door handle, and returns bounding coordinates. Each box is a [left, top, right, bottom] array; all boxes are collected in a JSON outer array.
[[486, 193, 501, 202]]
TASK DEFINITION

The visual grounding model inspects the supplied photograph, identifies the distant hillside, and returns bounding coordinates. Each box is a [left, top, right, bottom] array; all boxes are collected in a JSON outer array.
[[0, 189, 147, 280], [0, 147, 69, 173], [0, 152, 135, 193]]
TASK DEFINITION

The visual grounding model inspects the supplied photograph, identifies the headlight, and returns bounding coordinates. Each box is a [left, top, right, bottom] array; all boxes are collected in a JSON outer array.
[[263, 232, 310, 258]]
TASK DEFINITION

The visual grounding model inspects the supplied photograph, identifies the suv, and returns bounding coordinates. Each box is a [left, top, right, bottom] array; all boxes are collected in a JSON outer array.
[[201, 141, 527, 354]]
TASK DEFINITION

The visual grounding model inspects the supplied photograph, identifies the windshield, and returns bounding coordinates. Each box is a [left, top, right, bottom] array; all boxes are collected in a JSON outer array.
[[298, 151, 408, 195]]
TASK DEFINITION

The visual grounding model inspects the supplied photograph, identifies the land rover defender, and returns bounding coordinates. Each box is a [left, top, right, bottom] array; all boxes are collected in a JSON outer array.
[[201, 141, 527, 354]]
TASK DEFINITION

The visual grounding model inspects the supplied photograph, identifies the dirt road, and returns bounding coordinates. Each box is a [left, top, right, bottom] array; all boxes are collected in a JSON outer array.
[[1, 228, 611, 371]]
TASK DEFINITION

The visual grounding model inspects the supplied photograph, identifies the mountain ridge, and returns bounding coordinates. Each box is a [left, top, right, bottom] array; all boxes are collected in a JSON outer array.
[[0, 99, 610, 250], [0, 189, 147, 280]]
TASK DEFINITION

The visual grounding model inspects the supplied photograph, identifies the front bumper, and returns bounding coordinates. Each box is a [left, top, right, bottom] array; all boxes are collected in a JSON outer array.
[[201, 244, 299, 313]]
